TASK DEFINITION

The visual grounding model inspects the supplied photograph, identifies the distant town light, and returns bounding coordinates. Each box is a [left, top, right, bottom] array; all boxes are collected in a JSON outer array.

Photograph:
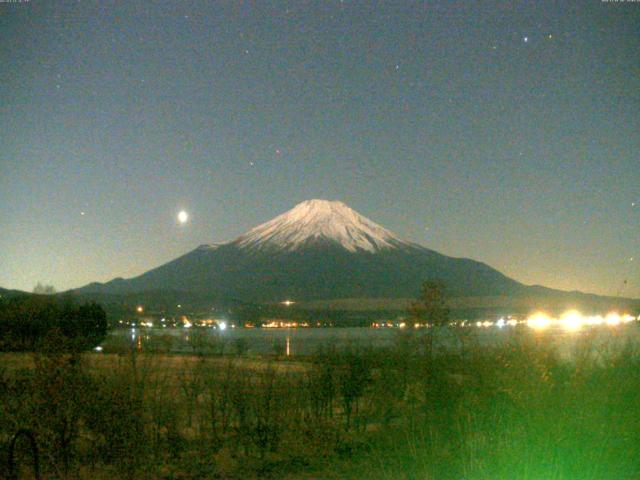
[[622, 314, 636, 323], [281, 300, 295, 306], [519, 310, 635, 331], [527, 312, 551, 330], [606, 312, 621, 326], [585, 315, 604, 326], [218, 321, 227, 331], [136, 305, 144, 313], [560, 310, 582, 332]]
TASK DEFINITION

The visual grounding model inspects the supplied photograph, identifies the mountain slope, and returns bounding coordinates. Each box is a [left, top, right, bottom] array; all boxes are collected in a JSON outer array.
[[74, 199, 526, 302], [0, 287, 30, 299]]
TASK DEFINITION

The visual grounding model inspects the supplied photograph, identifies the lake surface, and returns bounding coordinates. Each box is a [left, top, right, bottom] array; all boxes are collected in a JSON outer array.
[[103, 323, 640, 358]]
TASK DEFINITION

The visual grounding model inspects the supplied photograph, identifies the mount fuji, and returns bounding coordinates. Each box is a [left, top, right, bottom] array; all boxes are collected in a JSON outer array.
[[75, 199, 529, 302]]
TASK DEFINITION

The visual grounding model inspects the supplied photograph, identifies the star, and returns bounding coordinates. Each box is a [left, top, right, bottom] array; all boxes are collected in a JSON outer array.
[[523, 36, 529, 43]]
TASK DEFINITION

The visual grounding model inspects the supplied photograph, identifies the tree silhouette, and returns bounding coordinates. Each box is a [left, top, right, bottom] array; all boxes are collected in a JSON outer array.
[[33, 282, 57, 295], [0, 297, 107, 351], [408, 280, 450, 328]]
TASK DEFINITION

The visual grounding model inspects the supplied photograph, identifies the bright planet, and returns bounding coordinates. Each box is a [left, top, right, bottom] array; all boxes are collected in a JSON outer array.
[[177, 210, 189, 224]]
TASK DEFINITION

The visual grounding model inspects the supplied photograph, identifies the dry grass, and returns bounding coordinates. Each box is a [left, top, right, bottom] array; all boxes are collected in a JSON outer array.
[[2, 329, 640, 479]]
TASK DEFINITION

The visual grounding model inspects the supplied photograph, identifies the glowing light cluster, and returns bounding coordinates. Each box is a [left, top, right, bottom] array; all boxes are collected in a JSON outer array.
[[525, 310, 637, 331], [527, 312, 552, 330], [366, 312, 637, 330], [560, 310, 582, 331], [262, 320, 310, 328], [372, 322, 400, 328]]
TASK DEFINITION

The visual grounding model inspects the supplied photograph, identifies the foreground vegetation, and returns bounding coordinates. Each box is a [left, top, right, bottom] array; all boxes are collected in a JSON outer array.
[[1, 327, 639, 479], [0, 296, 107, 352]]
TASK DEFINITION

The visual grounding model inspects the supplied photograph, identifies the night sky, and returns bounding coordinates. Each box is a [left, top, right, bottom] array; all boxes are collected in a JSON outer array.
[[1, 1, 638, 297]]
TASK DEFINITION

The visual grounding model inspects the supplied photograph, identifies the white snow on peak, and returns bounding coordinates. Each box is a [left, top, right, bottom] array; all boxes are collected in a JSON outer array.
[[235, 199, 408, 253]]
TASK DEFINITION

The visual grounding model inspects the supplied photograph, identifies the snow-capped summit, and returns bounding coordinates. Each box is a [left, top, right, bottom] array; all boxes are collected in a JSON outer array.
[[234, 199, 408, 253]]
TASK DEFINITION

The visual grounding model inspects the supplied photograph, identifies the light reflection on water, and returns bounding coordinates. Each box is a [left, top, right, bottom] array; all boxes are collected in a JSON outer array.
[[105, 322, 640, 358]]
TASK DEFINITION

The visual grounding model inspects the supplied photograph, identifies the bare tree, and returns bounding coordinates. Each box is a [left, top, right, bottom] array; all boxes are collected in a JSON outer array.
[[408, 281, 450, 357], [408, 280, 449, 328]]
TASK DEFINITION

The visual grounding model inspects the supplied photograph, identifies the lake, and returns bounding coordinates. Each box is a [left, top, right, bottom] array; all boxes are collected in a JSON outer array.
[[102, 322, 640, 358]]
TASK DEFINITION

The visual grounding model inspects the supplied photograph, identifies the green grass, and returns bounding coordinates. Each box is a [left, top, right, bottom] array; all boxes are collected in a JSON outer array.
[[1, 327, 639, 479]]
